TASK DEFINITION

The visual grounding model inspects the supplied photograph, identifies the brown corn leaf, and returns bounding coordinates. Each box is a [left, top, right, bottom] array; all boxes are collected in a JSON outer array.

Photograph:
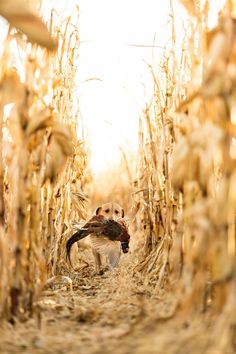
[[0, 69, 25, 105], [171, 123, 223, 191], [51, 123, 74, 156], [7, 105, 23, 144], [26, 108, 53, 136], [205, 31, 228, 78], [44, 275, 72, 291], [0, 0, 57, 50], [211, 238, 232, 283], [44, 139, 66, 183], [179, 0, 197, 16]]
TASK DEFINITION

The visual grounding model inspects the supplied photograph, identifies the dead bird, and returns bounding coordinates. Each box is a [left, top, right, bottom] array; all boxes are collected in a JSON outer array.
[[66, 214, 130, 272]]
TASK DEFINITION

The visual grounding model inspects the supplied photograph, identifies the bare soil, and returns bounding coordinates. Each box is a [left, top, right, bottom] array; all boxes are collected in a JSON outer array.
[[0, 255, 224, 354]]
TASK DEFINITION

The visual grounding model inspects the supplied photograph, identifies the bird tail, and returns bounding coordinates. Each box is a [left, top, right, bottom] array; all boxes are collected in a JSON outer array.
[[66, 229, 90, 267]]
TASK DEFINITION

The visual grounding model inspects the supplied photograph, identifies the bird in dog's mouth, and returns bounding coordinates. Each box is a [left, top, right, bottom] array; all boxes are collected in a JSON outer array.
[[66, 215, 131, 267]]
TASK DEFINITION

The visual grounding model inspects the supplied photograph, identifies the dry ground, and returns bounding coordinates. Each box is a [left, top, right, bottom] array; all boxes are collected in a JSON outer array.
[[0, 252, 225, 354]]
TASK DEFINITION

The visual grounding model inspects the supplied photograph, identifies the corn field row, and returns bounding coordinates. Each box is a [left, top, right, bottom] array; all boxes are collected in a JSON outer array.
[[0, 0, 236, 351]]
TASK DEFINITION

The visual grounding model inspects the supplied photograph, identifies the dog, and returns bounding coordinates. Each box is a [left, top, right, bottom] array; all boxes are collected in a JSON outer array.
[[91, 202, 125, 273], [66, 202, 129, 274]]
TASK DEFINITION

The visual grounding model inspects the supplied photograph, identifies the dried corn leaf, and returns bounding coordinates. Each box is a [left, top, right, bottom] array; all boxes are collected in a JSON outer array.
[[44, 275, 72, 291], [43, 138, 70, 183], [205, 31, 228, 78], [172, 123, 223, 191], [51, 123, 73, 156], [211, 238, 232, 282], [0, 69, 25, 105], [0, 0, 57, 50], [7, 105, 23, 144], [179, 0, 197, 16], [26, 108, 53, 136]]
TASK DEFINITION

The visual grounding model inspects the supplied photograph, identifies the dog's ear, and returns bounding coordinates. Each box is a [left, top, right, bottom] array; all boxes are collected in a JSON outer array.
[[121, 208, 125, 218], [96, 206, 102, 215]]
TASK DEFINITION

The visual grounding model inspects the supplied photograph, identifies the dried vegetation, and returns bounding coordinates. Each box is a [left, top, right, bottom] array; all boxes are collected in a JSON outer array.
[[0, 1, 87, 320], [0, 1, 236, 354], [132, 0, 236, 352]]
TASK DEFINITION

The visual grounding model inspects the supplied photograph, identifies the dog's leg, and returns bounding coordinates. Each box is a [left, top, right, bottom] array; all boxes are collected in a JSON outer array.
[[92, 249, 103, 274]]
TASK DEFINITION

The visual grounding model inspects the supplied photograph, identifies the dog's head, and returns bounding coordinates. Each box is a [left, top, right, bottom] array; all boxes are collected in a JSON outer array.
[[95, 202, 124, 220]]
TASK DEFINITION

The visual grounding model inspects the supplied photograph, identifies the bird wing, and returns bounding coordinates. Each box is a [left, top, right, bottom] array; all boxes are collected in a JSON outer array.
[[89, 235, 121, 268]]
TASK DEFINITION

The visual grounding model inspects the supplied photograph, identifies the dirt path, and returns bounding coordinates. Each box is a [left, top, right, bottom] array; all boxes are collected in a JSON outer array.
[[0, 258, 217, 354]]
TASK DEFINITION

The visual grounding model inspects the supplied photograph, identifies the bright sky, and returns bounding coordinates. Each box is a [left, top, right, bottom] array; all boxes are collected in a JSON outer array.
[[75, 0, 172, 174]]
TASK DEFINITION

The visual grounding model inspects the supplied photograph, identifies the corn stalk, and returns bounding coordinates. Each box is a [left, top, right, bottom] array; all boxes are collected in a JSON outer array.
[[0, 3, 87, 320]]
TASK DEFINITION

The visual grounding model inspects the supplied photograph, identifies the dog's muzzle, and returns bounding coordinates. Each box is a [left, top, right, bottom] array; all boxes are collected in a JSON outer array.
[[121, 241, 129, 253]]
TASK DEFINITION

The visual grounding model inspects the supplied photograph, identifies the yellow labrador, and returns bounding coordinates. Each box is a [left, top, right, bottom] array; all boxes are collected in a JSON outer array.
[[90, 202, 125, 273]]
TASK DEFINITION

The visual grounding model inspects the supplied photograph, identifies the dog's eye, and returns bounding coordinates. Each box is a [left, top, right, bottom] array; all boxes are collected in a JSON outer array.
[[115, 210, 119, 214], [105, 209, 110, 213]]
